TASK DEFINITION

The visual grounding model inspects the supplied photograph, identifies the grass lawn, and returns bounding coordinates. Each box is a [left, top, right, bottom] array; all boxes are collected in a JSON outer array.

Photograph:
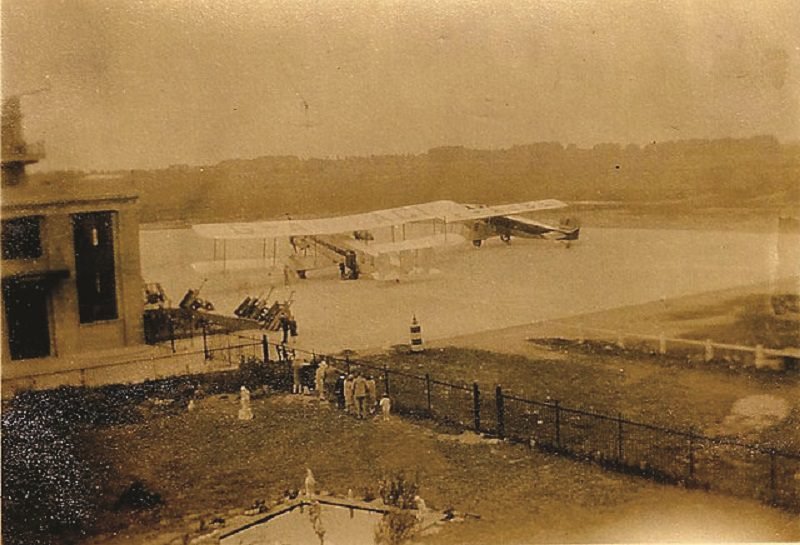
[[77, 392, 798, 545], [4, 337, 799, 545], [363, 346, 800, 451], [66, 392, 634, 544]]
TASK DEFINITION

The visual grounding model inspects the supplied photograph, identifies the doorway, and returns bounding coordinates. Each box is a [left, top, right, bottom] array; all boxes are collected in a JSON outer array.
[[3, 280, 51, 360]]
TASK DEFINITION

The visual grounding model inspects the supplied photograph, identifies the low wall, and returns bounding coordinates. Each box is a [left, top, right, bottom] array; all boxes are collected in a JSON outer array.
[[2, 336, 264, 399], [546, 323, 798, 371]]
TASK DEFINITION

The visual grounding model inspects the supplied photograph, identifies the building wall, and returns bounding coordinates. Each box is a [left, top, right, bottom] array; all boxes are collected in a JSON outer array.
[[1, 196, 145, 367]]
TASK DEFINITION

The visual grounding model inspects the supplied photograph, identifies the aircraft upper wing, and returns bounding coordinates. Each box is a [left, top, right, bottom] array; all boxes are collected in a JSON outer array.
[[192, 199, 568, 240], [443, 199, 567, 222]]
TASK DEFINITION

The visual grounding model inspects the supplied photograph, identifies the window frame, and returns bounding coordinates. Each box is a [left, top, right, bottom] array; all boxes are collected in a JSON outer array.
[[1, 215, 43, 260], [72, 211, 119, 324]]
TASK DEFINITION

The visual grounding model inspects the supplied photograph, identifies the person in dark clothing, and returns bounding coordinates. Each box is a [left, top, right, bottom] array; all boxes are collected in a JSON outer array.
[[302, 360, 318, 392], [334, 374, 346, 409], [279, 315, 290, 344]]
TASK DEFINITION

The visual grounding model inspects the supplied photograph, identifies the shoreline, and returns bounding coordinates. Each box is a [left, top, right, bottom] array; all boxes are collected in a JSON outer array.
[[361, 276, 800, 359], [139, 204, 796, 233]]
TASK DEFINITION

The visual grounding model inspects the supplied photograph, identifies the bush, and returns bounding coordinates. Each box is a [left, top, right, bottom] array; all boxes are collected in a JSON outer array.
[[238, 356, 268, 389], [375, 473, 421, 545], [114, 481, 163, 512], [375, 510, 419, 545]]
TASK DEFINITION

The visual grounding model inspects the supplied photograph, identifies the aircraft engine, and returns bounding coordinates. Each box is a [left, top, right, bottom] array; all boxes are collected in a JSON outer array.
[[466, 220, 495, 247]]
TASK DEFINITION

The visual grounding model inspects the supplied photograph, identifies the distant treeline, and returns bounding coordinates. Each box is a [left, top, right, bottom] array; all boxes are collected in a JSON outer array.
[[31, 136, 800, 224]]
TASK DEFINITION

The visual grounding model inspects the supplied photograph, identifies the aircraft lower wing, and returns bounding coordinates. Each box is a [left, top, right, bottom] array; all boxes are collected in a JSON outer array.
[[191, 259, 282, 275], [192, 199, 568, 240], [346, 233, 465, 256]]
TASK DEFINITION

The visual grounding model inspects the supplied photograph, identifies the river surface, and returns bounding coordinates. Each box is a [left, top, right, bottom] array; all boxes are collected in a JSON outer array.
[[140, 225, 799, 353]]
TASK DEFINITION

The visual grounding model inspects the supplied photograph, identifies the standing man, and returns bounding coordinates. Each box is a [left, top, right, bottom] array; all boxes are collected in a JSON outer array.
[[283, 264, 291, 287], [344, 374, 355, 414], [279, 314, 290, 344], [292, 357, 304, 394], [353, 374, 368, 419], [365, 375, 377, 415], [315, 359, 329, 400], [334, 374, 346, 409], [300, 359, 315, 394]]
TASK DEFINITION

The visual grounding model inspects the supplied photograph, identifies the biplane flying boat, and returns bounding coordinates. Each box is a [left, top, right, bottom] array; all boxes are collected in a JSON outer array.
[[191, 199, 579, 280]]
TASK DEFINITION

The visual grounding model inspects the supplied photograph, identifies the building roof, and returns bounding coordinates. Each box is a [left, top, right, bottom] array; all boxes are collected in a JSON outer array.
[[1, 178, 138, 213]]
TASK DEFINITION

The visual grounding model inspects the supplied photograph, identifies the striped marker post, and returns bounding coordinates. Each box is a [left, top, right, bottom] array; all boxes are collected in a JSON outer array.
[[410, 315, 424, 353]]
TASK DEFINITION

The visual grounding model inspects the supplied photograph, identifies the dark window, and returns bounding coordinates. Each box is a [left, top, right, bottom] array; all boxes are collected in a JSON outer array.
[[3, 280, 51, 360], [72, 212, 118, 323], [2, 216, 42, 260]]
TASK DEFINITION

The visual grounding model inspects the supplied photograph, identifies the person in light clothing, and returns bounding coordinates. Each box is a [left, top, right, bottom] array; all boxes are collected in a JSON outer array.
[[314, 359, 328, 399], [353, 374, 368, 419], [344, 375, 355, 413], [365, 375, 377, 414], [379, 394, 392, 421], [292, 357, 304, 394]]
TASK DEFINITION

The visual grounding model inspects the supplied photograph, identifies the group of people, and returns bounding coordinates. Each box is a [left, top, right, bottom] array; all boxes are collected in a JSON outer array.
[[338, 372, 378, 419], [288, 356, 391, 420]]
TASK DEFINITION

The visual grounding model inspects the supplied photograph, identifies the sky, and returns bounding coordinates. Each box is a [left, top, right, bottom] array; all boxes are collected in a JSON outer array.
[[2, 0, 799, 172]]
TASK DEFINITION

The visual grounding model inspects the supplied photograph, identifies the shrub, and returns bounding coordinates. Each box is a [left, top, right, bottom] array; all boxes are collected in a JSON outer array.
[[375, 473, 421, 545]]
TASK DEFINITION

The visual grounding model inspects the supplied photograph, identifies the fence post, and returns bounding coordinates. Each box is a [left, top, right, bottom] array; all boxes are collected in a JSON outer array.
[[659, 332, 667, 355], [554, 400, 561, 450], [346, 356, 352, 375], [262, 335, 270, 363], [383, 364, 390, 395], [202, 322, 210, 360], [425, 374, 432, 416], [769, 450, 777, 505], [169, 318, 176, 353], [80, 368, 87, 388], [495, 385, 505, 439], [616, 412, 624, 463], [472, 382, 481, 433], [687, 430, 696, 484]]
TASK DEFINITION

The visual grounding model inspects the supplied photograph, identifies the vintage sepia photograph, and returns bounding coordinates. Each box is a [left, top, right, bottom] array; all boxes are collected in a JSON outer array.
[[2, 1, 799, 544]]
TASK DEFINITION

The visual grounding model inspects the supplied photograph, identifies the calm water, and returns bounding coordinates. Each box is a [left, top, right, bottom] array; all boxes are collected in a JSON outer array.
[[140, 226, 799, 353], [221, 503, 384, 545]]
